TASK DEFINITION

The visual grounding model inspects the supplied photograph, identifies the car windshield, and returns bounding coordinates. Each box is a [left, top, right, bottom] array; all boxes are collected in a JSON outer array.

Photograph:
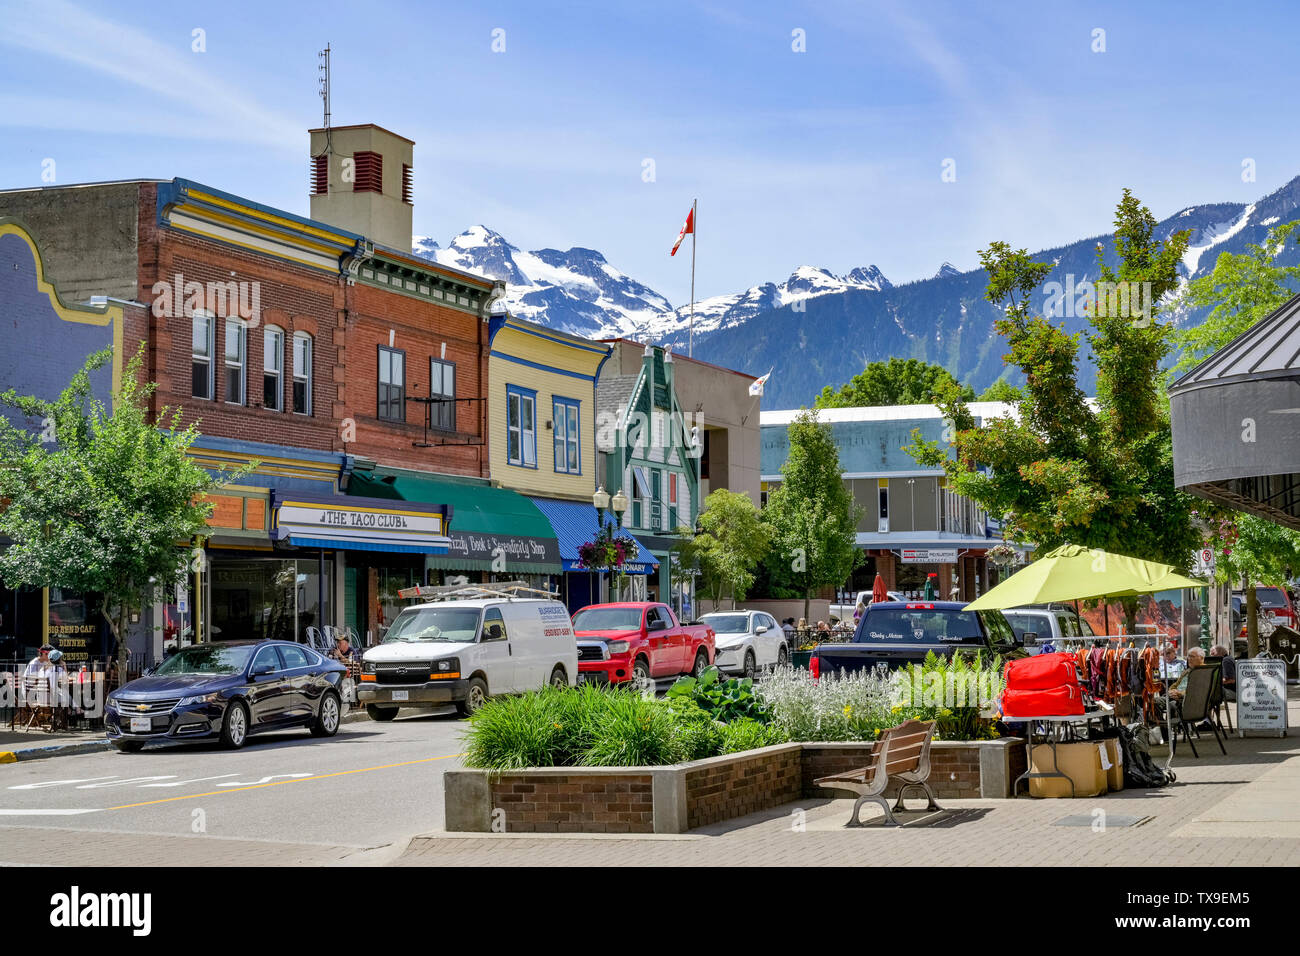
[[702, 614, 750, 634], [1255, 588, 1289, 609], [384, 607, 482, 643], [858, 607, 983, 643], [572, 607, 643, 631], [1003, 612, 1046, 640], [154, 644, 254, 675]]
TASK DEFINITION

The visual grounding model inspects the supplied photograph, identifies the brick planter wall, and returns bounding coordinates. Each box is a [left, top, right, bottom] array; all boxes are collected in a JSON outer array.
[[445, 738, 1025, 834], [683, 745, 803, 829], [489, 772, 654, 834]]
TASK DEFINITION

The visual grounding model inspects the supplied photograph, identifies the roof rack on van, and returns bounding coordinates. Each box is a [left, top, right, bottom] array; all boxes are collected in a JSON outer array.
[[396, 581, 559, 602]]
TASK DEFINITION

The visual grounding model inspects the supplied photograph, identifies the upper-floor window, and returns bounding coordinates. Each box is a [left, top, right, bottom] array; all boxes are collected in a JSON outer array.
[[263, 326, 284, 412], [191, 313, 214, 400], [506, 386, 536, 468], [631, 465, 651, 528], [293, 332, 313, 416], [668, 472, 679, 529], [224, 318, 246, 405], [378, 346, 405, 422], [430, 358, 456, 432], [553, 398, 580, 474]]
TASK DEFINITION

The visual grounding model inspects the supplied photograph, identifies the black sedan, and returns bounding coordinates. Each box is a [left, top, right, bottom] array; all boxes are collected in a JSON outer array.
[[105, 641, 347, 752]]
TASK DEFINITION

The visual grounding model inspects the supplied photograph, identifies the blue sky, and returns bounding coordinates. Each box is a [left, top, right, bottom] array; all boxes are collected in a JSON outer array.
[[1, 0, 1296, 306]]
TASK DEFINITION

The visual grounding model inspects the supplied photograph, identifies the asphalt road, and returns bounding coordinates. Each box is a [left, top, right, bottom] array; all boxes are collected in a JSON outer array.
[[0, 707, 470, 865]]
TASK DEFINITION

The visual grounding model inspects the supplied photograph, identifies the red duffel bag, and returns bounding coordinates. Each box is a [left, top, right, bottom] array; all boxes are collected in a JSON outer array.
[[1004, 652, 1079, 691], [1001, 684, 1084, 718]]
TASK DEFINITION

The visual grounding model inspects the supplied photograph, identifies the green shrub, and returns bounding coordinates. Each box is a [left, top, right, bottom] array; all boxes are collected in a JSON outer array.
[[581, 692, 685, 766], [667, 697, 725, 760], [720, 718, 788, 754], [666, 666, 773, 723]]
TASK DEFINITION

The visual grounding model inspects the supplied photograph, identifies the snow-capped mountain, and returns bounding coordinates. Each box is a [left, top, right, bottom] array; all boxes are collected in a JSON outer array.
[[413, 227, 892, 347], [413, 172, 1300, 409], [412, 227, 671, 340]]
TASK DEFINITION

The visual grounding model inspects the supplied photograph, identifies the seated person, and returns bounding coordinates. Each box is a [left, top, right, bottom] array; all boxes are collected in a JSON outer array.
[[1155, 646, 1205, 718]]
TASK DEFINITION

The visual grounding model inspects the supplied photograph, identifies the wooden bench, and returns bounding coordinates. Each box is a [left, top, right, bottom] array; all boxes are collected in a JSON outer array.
[[814, 719, 942, 827]]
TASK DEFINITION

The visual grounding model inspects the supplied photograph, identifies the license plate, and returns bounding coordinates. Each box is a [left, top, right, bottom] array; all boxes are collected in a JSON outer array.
[[578, 673, 603, 686], [391, 690, 409, 701], [129, 717, 152, 733]]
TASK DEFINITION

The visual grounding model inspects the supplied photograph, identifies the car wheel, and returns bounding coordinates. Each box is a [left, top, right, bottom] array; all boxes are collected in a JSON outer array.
[[219, 700, 249, 750], [457, 677, 489, 717], [691, 650, 709, 678], [777, 644, 789, 667], [549, 665, 568, 689], [311, 690, 342, 737], [742, 650, 757, 679], [366, 704, 399, 722], [631, 657, 651, 685], [112, 740, 144, 753]]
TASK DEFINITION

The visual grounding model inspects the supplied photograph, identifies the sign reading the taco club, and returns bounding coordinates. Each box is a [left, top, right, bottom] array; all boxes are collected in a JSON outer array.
[[270, 493, 450, 551]]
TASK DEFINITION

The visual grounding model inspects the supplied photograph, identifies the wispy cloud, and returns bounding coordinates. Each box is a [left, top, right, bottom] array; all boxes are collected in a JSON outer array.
[[0, 0, 300, 150]]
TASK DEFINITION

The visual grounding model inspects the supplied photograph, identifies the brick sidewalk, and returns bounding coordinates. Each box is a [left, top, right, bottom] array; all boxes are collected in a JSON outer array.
[[398, 729, 1300, 867]]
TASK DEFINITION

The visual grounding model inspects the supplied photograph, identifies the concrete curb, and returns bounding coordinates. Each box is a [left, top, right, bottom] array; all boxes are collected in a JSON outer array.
[[341, 709, 372, 725], [0, 738, 115, 763]]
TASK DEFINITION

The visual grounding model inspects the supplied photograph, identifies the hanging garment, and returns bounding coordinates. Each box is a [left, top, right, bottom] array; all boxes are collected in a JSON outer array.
[[1087, 646, 1107, 698]]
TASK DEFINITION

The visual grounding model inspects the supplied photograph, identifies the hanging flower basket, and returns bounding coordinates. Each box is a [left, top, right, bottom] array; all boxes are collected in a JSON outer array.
[[986, 543, 1021, 568], [577, 523, 631, 572]]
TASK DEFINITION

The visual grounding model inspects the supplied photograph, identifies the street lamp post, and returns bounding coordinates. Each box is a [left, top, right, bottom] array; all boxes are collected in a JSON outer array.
[[592, 486, 629, 600], [1199, 585, 1212, 652]]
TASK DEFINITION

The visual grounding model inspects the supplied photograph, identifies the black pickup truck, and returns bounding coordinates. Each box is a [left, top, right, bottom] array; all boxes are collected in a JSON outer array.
[[809, 601, 1022, 676]]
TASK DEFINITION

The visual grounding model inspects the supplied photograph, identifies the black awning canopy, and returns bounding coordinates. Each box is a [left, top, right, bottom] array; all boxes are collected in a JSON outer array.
[[1170, 293, 1300, 529]]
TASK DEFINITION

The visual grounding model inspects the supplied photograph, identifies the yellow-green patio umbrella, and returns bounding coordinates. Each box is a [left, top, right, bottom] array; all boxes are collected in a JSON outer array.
[[965, 544, 1207, 611]]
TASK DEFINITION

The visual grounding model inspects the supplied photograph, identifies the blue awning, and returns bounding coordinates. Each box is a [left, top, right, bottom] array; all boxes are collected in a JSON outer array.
[[527, 498, 659, 574], [287, 536, 449, 555]]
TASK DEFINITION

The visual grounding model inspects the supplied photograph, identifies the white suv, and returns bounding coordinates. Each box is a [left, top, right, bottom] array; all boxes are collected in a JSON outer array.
[[700, 610, 789, 677], [358, 595, 577, 719]]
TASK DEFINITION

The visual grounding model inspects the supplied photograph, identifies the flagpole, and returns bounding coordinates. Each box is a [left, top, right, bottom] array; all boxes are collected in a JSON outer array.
[[689, 198, 697, 358]]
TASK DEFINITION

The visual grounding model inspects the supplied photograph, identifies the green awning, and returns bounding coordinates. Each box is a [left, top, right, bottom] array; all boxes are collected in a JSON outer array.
[[347, 471, 563, 574]]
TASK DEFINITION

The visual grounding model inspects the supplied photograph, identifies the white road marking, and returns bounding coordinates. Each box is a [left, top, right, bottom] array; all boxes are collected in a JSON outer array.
[[9, 777, 119, 790], [0, 809, 102, 815], [137, 774, 240, 788], [76, 776, 177, 789], [214, 773, 313, 787]]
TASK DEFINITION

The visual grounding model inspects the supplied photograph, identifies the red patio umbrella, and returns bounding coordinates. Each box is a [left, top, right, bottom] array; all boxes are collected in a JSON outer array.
[[871, 573, 888, 604]]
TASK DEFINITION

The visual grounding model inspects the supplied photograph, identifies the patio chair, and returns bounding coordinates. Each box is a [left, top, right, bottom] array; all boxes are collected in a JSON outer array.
[[1205, 659, 1233, 734], [1172, 665, 1226, 758]]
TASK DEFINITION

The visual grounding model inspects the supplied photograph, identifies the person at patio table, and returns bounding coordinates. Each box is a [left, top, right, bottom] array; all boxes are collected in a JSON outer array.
[[781, 617, 796, 641], [1157, 642, 1186, 681], [1155, 646, 1204, 718], [852, 600, 866, 626], [22, 644, 56, 708], [331, 632, 361, 666]]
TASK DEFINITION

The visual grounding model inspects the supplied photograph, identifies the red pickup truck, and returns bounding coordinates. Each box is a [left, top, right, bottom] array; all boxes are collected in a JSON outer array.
[[571, 602, 715, 685]]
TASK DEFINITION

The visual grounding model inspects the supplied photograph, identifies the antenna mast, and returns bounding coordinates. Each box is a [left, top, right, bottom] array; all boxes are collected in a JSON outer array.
[[318, 44, 331, 131]]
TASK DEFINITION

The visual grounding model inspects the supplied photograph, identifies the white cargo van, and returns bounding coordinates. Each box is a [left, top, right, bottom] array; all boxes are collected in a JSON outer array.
[[357, 584, 578, 720]]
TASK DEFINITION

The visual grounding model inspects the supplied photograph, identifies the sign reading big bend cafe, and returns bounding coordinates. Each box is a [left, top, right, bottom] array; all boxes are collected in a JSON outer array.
[[270, 492, 452, 554]]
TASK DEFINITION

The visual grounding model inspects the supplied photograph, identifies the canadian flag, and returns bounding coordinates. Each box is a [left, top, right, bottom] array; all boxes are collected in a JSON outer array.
[[670, 205, 694, 256]]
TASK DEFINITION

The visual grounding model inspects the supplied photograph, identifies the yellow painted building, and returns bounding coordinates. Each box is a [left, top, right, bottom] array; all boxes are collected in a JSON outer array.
[[487, 317, 609, 501]]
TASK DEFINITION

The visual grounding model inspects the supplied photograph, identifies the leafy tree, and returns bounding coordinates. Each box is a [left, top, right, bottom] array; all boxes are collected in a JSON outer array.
[[815, 357, 975, 409], [977, 378, 1023, 402], [761, 409, 862, 621], [1171, 221, 1300, 374], [907, 190, 1199, 633], [0, 346, 239, 676], [1198, 513, 1300, 655], [686, 489, 771, 608]]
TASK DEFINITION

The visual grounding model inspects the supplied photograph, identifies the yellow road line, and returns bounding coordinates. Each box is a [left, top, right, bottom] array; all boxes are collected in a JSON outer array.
[[105, 753, 463, 811]]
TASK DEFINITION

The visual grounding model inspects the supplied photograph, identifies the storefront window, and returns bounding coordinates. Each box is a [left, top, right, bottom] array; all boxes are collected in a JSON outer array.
[[46, 587, 103, 665], [209, 558, 332, 643]]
